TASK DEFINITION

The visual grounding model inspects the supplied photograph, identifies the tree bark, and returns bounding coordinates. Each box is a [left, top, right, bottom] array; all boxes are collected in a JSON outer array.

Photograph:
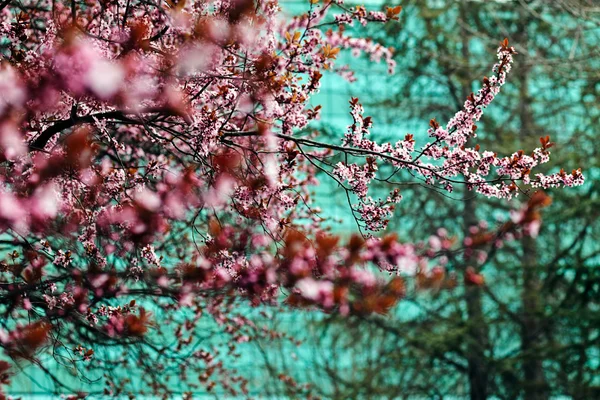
[[460, 3, 490, 399], [521, 235, 548, 400], [517, 8, 549, 398]]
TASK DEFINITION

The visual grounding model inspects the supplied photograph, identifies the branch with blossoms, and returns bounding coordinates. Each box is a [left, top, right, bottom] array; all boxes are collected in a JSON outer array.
[[321, 39, 582, 233], [0, 0, 582, 396]]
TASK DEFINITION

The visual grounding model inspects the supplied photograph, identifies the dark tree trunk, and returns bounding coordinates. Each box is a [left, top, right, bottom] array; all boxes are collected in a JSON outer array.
[[520, 235, 548, 400], [463, 191, 490, 400], [516, 10, 549, 398], [460, 3, 490, 399]]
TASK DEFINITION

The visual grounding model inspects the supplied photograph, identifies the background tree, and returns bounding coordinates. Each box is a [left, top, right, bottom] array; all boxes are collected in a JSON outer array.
[[255, 1, 599, 399]]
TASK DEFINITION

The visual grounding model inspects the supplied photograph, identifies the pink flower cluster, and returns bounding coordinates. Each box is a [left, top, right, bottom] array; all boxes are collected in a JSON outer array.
[[334, 40, 583, 232]]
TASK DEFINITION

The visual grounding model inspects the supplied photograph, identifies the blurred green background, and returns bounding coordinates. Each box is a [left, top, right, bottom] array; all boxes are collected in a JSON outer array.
[[253, 1, 600, 399]]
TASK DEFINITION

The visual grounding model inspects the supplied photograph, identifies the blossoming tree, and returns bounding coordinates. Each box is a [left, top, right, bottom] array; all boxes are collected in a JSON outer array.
[[0, 0, 582, 397]]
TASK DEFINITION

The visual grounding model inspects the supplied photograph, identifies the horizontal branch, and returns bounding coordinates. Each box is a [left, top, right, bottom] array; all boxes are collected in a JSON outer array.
[[29, 111, 138, 151]]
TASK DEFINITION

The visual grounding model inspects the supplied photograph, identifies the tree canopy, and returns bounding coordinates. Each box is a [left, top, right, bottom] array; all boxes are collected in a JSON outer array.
[[0, 0, 587, 397]]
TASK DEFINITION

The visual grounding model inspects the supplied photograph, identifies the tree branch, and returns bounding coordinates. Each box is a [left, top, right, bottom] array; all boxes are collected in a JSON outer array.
[[28, 111, 137, 151]]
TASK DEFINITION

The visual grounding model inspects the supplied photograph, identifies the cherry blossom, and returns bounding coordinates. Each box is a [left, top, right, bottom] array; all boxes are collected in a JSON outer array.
[[0, 0, 581, 396]]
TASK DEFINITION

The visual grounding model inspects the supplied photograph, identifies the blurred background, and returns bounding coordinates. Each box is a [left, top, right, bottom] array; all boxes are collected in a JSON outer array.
[[250, 1, 600, 399]]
